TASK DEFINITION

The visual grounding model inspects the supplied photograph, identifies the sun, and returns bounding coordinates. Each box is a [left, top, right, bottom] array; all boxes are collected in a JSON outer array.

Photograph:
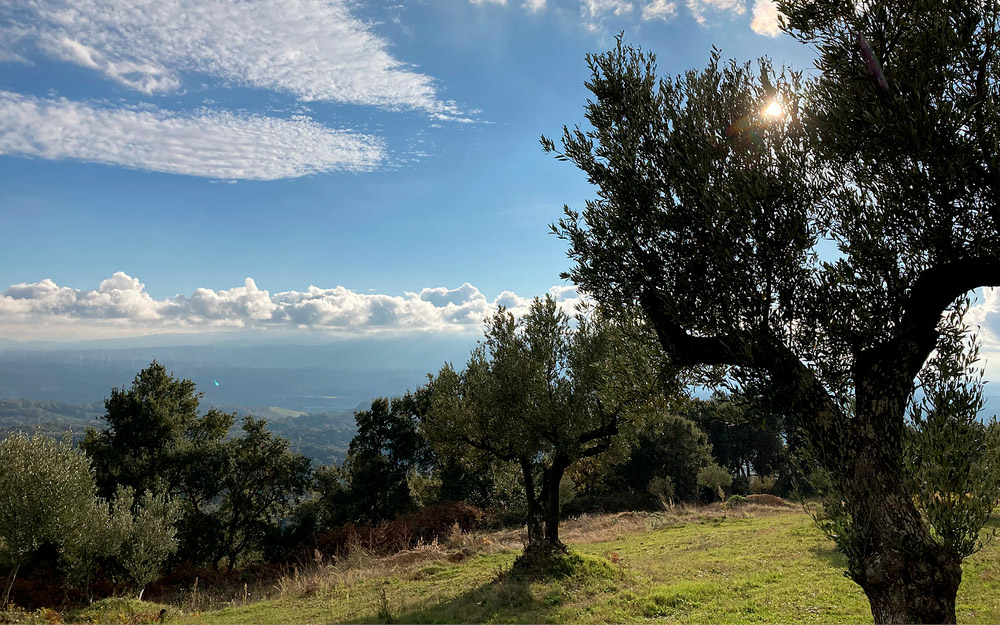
[[762, 100, 785, 118]]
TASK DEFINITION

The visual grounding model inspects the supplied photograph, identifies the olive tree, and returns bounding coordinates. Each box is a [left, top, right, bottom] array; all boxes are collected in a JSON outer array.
[[0, 434, 101, 606], [0, 435, 179, 604], [425, 296, 666, 560], [110, 487, 181, 599], [543, 2, 1000, 618]]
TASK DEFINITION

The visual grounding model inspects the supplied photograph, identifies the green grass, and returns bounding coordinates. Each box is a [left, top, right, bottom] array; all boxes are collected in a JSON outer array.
[[66, 598, 179, 624], [161, 507, 1000, 624]]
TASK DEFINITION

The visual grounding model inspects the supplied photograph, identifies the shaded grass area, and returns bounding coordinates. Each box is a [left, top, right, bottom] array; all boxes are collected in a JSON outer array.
[[159, 506, 1000, 624]]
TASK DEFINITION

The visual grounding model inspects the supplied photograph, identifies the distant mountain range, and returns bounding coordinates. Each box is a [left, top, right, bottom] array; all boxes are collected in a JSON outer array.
[[0, 332, 479, 411], [0, 332, 481, 465], [2, 332, 998, 466]]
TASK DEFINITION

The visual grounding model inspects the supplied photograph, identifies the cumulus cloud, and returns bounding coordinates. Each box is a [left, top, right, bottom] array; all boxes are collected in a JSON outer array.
[[0, 273, 591, 339], [641, 0, 678, 21], [686, 0, 744, 25], [0, 273, 161, 320], [3, 0, 463, 118], [0, 91, 383, 179], [968, 288, 1000, 345], [415, 283, 487, 308], [749, 0, 782, 36]]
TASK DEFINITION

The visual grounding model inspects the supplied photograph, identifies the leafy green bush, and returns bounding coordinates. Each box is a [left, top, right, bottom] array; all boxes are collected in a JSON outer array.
[[749, 475, 776, 494], [724, 495, 748, 510], [696, 464, 732, 502]]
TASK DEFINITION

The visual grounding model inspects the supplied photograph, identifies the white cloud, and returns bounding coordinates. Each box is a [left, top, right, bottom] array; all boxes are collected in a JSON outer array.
[[641, 0, 678, 21], [4, 0, 463, 117], [686, 0, 744, 25], [580, 0, 635, 27], [0, 274, 591, 339], [0, 273, 162, 320], [956, 287, 1000, 389], [469, 0, 546, 13], [749, 0, 781, 36], [0, 91, 383, 180], [968, 288, 1000, 345], [415, 283, 488, 308]]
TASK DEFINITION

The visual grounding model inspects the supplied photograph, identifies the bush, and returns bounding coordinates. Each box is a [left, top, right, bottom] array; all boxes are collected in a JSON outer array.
[[647, 476, 675, 506], [749, 475, 777, 494], [66, 597, 177, 624], [724, 495, 748, 510], [0, 604, 61, 624], [561, 490, 660, 517], [310, 502, 484, 559], [696, 464, 732, 502]]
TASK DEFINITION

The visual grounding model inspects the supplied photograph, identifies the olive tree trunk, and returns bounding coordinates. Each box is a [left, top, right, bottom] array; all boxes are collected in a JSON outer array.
[[844, 434, 962, 623]]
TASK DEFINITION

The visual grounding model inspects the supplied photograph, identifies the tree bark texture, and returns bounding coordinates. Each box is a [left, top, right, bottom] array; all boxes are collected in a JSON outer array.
[[843, 395, 963, 624]]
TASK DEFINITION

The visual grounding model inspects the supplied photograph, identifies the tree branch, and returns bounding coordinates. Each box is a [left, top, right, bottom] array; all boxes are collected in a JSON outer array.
[[869, 257, 1000, 382], [638, 288, 750, 367], [577, 407, 620, 447]]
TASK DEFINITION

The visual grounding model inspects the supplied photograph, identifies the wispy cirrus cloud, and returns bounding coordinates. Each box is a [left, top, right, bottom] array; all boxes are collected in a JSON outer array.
[[463, 0, 779, 34], [2, 0, 464, 118], [685, 0, 745, 25], [0, 273, 589, 339], [641, 0, 678, 22], [579, 0, 635, 30], [0, 91, 383, 179]]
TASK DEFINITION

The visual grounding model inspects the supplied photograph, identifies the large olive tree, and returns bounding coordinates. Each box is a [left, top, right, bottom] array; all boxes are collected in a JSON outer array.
[[543, 1, 999, 619]]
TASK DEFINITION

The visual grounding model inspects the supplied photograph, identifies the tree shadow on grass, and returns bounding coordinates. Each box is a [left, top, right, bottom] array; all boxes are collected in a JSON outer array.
[[353, 569, 551, 624], [350, 551, 621, 624], [809, 541, 849, 569]]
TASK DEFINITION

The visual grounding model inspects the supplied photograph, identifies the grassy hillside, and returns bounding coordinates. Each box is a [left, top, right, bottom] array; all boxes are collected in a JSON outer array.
[[152, 504, 999, 624]]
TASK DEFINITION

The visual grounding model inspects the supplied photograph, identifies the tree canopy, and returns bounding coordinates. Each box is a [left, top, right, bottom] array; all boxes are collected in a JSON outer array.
[[425, 295, 666, 559], [544, 1, 999, 620]]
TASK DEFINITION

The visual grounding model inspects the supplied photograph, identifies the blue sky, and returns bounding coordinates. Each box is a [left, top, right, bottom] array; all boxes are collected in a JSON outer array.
[[0, 0, 810, 341], [2, 0, 998, 388]]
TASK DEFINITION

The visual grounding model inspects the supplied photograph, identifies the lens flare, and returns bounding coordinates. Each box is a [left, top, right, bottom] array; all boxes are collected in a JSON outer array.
[[763, 100, 784, 118]]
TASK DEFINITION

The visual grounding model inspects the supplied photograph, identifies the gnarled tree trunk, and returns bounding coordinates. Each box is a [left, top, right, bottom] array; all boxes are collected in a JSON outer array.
[[520, 458, 544, 550], [843, 441, 962, 623], [843, 379, 963, 624]]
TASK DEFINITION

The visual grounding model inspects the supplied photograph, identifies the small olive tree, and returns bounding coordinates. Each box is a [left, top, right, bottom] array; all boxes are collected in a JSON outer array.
[[110, 487, 182, 599], [0, 434, 100, 606], [0, 434, 180, 604], [903, 302, 1000, 560], [425, 296, 668, 561]]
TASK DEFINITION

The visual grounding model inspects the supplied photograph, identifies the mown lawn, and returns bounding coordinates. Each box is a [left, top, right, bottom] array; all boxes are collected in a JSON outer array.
[[162, 506, 1000, 624]]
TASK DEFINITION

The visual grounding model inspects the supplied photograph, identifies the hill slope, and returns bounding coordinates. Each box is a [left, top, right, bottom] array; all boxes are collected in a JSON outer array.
[[168, 506, 1000, 624]]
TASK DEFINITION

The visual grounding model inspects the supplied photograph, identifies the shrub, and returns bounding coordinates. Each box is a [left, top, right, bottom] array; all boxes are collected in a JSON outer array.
[[696, 464, 732, 502], [310, 502, 484, 559], [724, 495, 748, 510], [749, 475, 776, 494]]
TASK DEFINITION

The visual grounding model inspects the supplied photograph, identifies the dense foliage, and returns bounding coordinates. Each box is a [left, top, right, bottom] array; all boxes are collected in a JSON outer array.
[[0, 434, 178, 604], [423, 296, 671, 558], [543, 0, 1000, 617]]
